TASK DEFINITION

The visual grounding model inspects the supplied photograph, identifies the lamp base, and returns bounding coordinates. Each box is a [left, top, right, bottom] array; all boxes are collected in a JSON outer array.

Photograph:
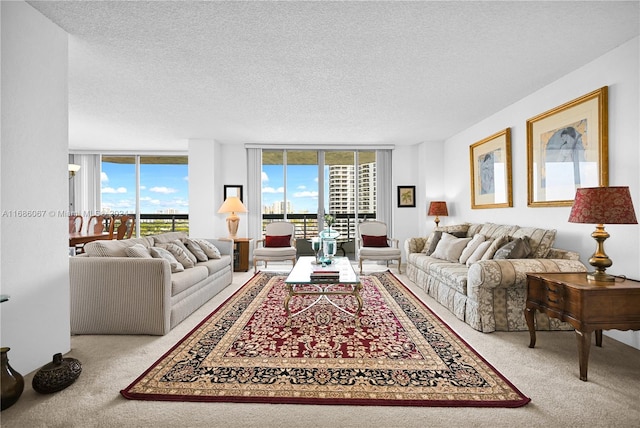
[[586, 271, 616, 283], [226, 213, 239, 239]]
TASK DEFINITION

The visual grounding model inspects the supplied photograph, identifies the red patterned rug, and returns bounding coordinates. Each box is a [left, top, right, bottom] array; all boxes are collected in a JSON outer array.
[[121, 271, 530, 407]]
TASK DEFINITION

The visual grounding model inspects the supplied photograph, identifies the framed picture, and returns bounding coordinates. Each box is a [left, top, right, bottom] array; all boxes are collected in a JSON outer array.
[[223, 185, 243, 202], [397, 185, 416, 208], [527, 87, 608, 207], [469, 128, 513, 209]]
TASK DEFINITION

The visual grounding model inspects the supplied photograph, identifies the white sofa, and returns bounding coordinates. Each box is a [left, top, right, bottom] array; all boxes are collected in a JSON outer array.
[[405, 223, 587, 333], [69, 232, 233, 335]]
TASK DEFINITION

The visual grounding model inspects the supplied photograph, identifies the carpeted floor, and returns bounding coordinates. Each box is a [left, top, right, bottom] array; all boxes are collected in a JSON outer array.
[[121, 271, 529, 407]]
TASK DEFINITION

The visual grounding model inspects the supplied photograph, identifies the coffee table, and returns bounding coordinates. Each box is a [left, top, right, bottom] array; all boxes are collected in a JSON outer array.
[[284, 256, 362, 327]]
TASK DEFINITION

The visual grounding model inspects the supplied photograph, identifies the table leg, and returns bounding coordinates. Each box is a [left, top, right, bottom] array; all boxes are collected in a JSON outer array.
[[284, 284, 293, 327], [575, 329, 592, 381], [595, 330, 603, 347], [353, 283, 363, 328], [524, 306, 537, 348]]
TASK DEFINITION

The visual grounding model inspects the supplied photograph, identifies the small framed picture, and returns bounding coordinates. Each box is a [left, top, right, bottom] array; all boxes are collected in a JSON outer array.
[[397, 185, 416, 208], [469, 128, 513, 209], [527, 87, 608, 207], [223, 185, 243, 202]]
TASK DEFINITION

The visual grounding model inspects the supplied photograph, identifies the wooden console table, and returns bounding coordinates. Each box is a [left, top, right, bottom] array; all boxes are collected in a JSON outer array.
[[525, 272, 640, 381]]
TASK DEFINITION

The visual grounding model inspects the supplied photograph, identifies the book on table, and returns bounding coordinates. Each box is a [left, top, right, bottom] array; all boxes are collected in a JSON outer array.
[[310, 269, 340, 281]]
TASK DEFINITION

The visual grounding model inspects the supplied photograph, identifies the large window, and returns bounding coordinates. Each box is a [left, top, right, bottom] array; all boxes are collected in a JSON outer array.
[[261, 149, 376, 241], [101, 155, 188, 236]]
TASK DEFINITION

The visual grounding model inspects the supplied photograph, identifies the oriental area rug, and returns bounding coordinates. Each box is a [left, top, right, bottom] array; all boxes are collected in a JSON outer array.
[[121, 271, 530, 407]]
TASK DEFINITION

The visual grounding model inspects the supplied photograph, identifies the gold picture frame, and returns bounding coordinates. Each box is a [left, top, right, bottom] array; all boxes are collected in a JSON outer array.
[[527, 87, 608, 207], [469, 128, 513, 209]]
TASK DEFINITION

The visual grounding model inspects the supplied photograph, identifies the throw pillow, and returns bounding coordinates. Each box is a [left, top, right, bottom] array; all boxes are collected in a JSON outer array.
[[459, 234, 486, 264], [265, 235, 292, 247], [362, 235, 389, 247], [510, 227, 557, 258], [465, 240, 494, 266], [192, 238, 221, 259], [430, 233, 472, 263], [124, 243, 152, 258], [149, 247, 185, 273], [481, 235, 510, 260], [158, 242, 195, 269], [493, 237, 533, 260], [171, 239, 198, 264], [422, 230, 443, 255], [435, 223, 470, 238], [183, 238, 208, 262]]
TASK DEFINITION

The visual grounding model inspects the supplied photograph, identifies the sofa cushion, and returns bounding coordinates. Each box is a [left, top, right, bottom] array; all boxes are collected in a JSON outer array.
[[362, 235, 389, 247], [465, 239, 493, 266], [153, 231, 189, 244], [192, 239, 221, 259], [459, 234, 486, 264], [124, 243, 152, 258], [170, 266, 209, 296], [428, 260, 469, 295], [431, 233, 472, 263], [435, 223, 470, 238], [478, 223, 519, 240], [84, 236, 153, 257], [494, 237, 532, 259], [510, 227, 556, 258], [171, 239, 198, 264], [197, 257, 231, 276], [183, 238, 208, 262], [158, 242, 196, 269], [481, 235, 510, 260], [149, 247, 184, 273], [422, 231, 443, 255]]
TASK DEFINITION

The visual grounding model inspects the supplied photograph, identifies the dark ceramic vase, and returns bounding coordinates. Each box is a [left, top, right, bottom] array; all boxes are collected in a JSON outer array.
[[1, 347, 24, 411], [32, 353, 82, 394]]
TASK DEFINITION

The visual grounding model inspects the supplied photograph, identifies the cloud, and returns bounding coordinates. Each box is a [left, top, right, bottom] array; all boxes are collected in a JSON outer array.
[[101, 172, 109, 182], [262, 186, 284, 194], [149, 186, 178, 194], [262, 171, 269, 182], [297, 185, 307, 190], [293, 190, 318, 198], [102, 186, 127, 194]]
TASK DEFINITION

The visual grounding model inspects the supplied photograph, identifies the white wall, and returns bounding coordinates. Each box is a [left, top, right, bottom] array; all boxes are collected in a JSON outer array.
[[441, 37, 640, 349], [1, 1, 70, 373]]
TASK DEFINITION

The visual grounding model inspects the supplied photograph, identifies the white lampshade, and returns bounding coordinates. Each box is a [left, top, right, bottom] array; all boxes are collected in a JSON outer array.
[[217, 196, 247, 214], [68, 164, 81, 176]]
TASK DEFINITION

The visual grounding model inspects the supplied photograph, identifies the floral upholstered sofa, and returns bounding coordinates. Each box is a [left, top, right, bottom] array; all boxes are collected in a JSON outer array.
[[404, 223, 586, 332]]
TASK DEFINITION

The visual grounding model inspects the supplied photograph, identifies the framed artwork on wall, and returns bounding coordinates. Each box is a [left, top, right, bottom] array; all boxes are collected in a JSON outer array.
[[223, 185, 243, 202], [527, 86, 608, 207], [469, 128, 513, 209], [397, 186, 416, 208]]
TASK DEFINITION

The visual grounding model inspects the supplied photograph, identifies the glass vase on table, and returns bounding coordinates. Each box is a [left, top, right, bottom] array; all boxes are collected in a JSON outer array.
[[311, 237, 322, 264]]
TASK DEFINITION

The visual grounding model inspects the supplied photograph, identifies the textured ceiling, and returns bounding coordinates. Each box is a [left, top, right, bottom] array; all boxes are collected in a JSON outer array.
[[28, 1, 640, 152]]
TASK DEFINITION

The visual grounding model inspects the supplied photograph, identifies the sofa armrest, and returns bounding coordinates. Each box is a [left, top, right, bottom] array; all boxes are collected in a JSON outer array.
[[546, 247, 580, 260], [204, 238, 233, 256], [404, 237, 427, 255], [468, 258, 587, 295], [69, 256, 172, 335]]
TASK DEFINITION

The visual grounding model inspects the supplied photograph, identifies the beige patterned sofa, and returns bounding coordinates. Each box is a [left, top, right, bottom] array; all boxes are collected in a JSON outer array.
[[404, 223, 586, 333], [69, 232, 233, 335]]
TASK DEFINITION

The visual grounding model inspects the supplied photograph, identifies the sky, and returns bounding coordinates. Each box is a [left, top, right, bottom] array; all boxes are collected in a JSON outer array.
[[262, 164, 328, 213], [101, 162, 189, 214]]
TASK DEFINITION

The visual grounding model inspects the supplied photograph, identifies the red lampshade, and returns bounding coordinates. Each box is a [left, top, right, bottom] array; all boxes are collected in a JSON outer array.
[[428, 201, 448, 217], [568, 186, 638, 225]]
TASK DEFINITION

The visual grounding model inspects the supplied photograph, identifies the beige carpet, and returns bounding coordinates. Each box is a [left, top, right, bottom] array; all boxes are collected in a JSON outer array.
[[2, 263, 640, 427]]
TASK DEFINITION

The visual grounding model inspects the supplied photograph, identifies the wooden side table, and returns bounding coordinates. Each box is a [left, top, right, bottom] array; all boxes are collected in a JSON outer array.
[[525, 272, 640, 381], [232, 238, 253, 272]]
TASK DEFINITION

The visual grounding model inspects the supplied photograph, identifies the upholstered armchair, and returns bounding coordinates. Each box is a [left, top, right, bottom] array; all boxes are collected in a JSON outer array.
[[253, 221, 297, 273], [357, 221, 401, 274]]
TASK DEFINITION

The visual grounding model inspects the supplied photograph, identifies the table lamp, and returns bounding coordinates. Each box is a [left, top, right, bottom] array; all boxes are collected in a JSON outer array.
[[568, 186, 637, 282], [428, 201, 448, 227], [218, 196, 247, 239]]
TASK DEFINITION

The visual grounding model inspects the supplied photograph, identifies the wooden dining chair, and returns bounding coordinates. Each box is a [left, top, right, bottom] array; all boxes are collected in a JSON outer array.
[[114, 215, 135, 240], [69, 215, 83, 233], [86, 215, 115, 238]]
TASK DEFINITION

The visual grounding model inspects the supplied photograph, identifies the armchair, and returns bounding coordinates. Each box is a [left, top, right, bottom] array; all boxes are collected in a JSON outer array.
[[253, 221, 297, 273], [357, 221, 401, 274]]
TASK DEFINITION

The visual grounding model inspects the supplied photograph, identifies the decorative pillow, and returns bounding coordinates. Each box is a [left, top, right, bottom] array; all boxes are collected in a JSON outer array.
[[192, 239, 221, 259], [478, 223, 519, 241], [465, 240, 493, 266], [149, 247, 184, 273], [124, 243, 152, 258], [158, 242, 195, 268], [459, 234, 486, 264], [481, 235, 510, 260], [183, 238, 208, 262], [362, 235, 389, 247], [170, 239, 197, 264], [510, 227, 557, 258], [422, 231, 443, 255], [430, 233, 472, 263], [493, 237, 533, 260], [408, 237, 427, 254], [265, 235, 292, 247], [435, 223, 470, 238]]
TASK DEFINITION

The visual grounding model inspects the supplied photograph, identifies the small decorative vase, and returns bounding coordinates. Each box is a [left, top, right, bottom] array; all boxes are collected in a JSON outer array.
[[1, 347, 24, 411], [32, 353, 82, 394]]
